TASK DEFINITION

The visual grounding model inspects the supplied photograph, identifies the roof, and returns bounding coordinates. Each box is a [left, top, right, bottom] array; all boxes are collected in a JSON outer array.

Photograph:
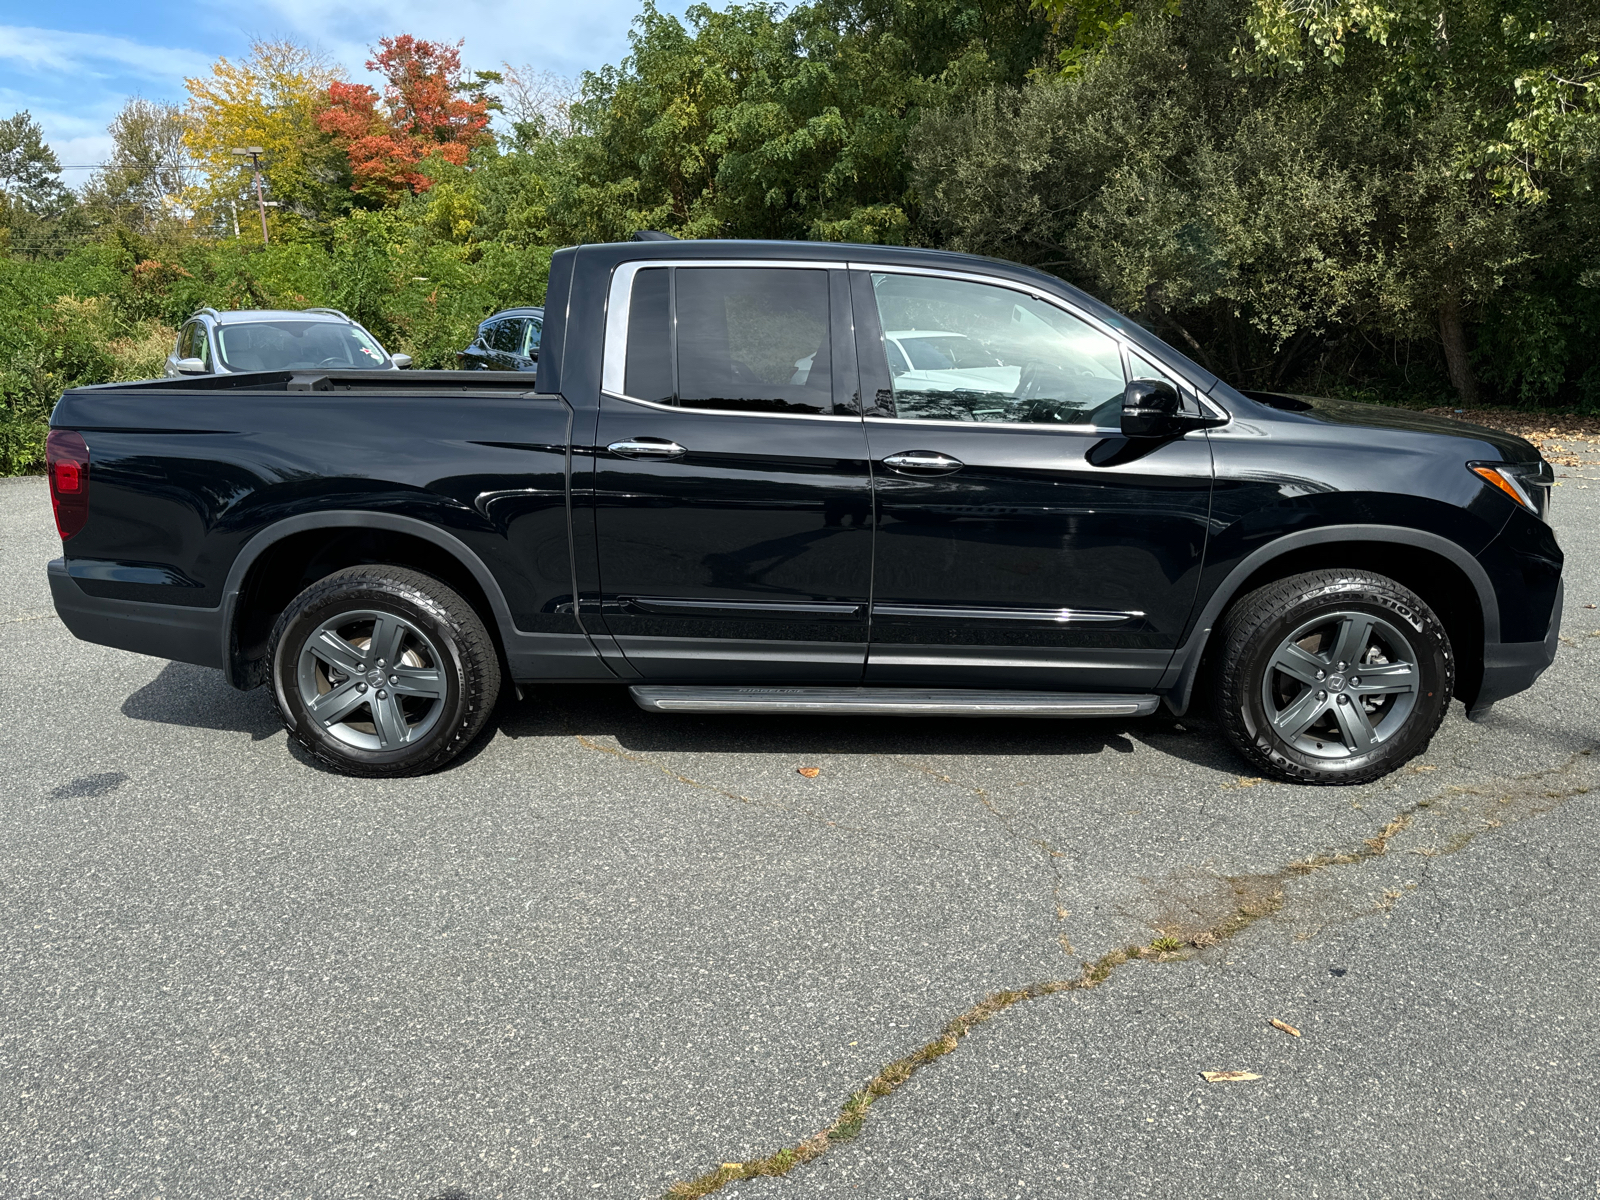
[[200, 309, 354, 326], [478, 307, 545, 324]]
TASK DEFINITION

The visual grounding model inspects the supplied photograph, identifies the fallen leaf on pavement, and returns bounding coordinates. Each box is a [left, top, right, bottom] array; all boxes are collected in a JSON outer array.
[[797, 766, 821, 778], [1269, 1018, 1302, 1037], [1201, 1070, 1262, 1083]]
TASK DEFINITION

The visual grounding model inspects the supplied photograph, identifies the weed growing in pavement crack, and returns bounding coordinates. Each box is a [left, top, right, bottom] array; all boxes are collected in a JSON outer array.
[[657, 751, 1597, 1198]]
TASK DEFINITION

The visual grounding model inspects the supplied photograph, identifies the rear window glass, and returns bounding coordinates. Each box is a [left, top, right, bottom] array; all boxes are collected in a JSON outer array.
[[216, 321, 390, 372]]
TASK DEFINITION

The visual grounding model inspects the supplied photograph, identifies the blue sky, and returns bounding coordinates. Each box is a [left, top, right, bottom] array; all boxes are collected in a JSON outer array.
[[0, 0, 691, 172]]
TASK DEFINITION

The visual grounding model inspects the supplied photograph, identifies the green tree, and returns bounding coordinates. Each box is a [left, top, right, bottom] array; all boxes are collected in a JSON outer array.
[[914, 0, 1600, 404], [0, 111, 84, 259], [1240, 0, 1600, 401], [183, 39, 353, 237], [542, 0, 1049, 245], [82, 98, 192, 237]]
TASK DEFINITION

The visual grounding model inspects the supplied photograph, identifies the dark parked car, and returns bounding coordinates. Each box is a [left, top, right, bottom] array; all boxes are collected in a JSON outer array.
[[457, 307, 542, 371], [47, 240, 1560, 783], [164, 307, 410, 376]]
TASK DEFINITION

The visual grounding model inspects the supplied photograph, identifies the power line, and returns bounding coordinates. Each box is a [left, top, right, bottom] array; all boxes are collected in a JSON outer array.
[[53, 163, 208, 171]]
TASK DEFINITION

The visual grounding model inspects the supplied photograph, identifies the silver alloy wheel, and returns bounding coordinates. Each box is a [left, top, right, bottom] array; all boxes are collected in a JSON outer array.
[[1260, 609, 1421, 760], [295, 609, 447, 751]]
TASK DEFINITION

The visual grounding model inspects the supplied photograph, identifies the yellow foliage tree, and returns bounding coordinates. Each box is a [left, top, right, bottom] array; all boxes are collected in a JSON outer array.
[[183, 39, 349, 238]]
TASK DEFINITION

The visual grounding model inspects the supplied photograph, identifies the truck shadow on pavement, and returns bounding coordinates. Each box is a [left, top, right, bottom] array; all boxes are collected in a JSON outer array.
[[115, 665, 1254, 777], [496, 684, 1253, 776], [121, 661, 282, 741]]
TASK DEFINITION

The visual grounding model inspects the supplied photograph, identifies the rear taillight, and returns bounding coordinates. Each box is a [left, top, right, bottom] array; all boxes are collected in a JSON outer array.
[[46, 429, 90, 540]]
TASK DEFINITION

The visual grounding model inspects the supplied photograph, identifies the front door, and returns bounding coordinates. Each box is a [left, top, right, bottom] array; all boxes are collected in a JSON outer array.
[[591, 264, 872, 681], [853, 269, 1214, 692]]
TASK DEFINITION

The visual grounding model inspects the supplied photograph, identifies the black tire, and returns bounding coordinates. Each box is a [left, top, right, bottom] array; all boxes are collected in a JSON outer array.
[[268, 565, 501, 777], [1213, 570, 1453, 785]]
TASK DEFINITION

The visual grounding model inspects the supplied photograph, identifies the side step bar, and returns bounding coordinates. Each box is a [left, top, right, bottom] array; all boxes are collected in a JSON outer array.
[[628, 686, 1160, 718]]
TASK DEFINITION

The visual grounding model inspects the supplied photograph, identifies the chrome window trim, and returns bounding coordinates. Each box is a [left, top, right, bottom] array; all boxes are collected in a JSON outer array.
[[864, 414, 1111, 434], [601, 390, 866, 423], [602, 259, 847, 399]]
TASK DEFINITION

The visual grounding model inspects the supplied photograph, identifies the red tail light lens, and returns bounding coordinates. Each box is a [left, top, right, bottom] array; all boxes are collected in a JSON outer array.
[[46, 429, 90, 539]]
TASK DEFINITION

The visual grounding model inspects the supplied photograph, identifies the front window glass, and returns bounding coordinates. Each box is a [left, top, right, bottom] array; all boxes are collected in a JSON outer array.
[[193, 326, 211, 368], [216, 320, 390, 371], [522, 318, 542, 357], [869, 272, 1125, 426]]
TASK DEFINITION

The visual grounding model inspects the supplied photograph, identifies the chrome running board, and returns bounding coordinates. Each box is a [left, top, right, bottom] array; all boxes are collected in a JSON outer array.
[[628, 686, 1160, 718]]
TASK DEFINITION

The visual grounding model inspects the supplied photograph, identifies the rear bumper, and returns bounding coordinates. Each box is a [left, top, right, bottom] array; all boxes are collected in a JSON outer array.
[[1468, 579, 1562, 719], [49, 558, 226, 669]]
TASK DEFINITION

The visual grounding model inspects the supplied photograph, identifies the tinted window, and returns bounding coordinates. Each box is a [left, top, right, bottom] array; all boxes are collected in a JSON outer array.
[[215, 321, 389, 371], [869, 272, 1125, 427], [624, 268, 673, 404], [191, 325, 211, 369], [675, 268, 832, 414], [522, 318, 542, 357], [484, 318, 524, 354], [176, 324, 193, 359]]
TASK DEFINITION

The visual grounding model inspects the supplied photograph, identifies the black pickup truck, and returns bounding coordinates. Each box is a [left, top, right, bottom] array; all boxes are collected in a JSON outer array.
[[46, 239, 1562, 783]]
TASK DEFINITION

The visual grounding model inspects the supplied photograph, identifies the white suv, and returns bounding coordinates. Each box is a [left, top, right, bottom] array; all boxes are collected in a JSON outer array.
[[164, 308, 412, 376]]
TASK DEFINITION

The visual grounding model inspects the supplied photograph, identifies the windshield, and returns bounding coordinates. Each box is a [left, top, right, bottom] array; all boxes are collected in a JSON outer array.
[[216, 320, 390, 372]]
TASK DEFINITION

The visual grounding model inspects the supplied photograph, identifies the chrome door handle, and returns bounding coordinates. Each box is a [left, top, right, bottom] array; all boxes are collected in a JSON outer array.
[[882, 450, 964, 474], [608, 438, 687, 460]]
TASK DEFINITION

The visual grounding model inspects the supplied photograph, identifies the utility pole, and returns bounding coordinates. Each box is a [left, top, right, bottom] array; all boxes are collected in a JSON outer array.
[[230, 147, 269, 245]]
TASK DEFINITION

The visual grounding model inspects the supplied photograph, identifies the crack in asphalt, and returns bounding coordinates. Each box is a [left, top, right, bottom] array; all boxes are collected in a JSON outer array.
[[654, 749, 1597, 1198]]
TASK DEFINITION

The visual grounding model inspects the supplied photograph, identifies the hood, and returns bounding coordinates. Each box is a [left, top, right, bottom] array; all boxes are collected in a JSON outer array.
[[1243, 392, 1541, 463]]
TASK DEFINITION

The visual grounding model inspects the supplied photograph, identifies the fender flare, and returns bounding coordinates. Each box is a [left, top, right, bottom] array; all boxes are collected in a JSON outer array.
[[221, 512, 520, 658], [1161, 524, 1499, 715]]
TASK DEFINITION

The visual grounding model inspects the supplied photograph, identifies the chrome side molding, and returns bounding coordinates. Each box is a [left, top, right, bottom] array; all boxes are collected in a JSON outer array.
[[871, 603, 1144, 623], [628, 686, 1159, 717]]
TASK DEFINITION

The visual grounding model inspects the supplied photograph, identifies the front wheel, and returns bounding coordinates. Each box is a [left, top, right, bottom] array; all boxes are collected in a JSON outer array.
[[269, 566, 501, 777], [1213, 570, 1453, 785]]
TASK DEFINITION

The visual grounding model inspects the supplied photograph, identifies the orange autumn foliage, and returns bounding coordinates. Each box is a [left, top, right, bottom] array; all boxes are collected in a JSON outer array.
[[317, 35, 493, 200]]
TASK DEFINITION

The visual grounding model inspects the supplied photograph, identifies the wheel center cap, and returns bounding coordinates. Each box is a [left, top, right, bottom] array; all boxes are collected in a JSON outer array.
[[1326, 673, 1346, 693], [365, 668, 386, 688]]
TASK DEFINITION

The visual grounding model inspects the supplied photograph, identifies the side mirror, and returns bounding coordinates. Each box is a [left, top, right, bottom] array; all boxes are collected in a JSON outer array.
[[1121, 379, 1183, 439], [390, 353, 412, 369], [175, 357, 208, 376]]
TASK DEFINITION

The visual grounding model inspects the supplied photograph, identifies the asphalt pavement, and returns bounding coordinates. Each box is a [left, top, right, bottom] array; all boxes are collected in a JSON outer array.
[[1, 472, 1596, 1200]]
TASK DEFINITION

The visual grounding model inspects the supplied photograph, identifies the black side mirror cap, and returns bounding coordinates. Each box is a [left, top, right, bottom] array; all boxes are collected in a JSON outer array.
[[1121, 379, 1184, 438]]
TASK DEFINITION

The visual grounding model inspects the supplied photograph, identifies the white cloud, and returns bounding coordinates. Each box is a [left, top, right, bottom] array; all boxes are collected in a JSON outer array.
[[0, 25, 213, 84], [229, 0, 674, 81]]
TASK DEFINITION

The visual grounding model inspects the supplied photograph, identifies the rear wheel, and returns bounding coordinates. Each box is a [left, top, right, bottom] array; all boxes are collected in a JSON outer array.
[[1213, 570, 1453, 784], [269, 566, 501, 777]]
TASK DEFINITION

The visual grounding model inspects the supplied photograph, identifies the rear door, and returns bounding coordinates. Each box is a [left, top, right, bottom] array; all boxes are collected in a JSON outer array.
[[591, 262, 873, 681], [853, 267, 1215, 692]]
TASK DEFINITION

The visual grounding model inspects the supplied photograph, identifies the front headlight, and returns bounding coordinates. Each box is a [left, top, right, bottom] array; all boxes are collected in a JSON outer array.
[[1468, 460, 1554, 521]]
